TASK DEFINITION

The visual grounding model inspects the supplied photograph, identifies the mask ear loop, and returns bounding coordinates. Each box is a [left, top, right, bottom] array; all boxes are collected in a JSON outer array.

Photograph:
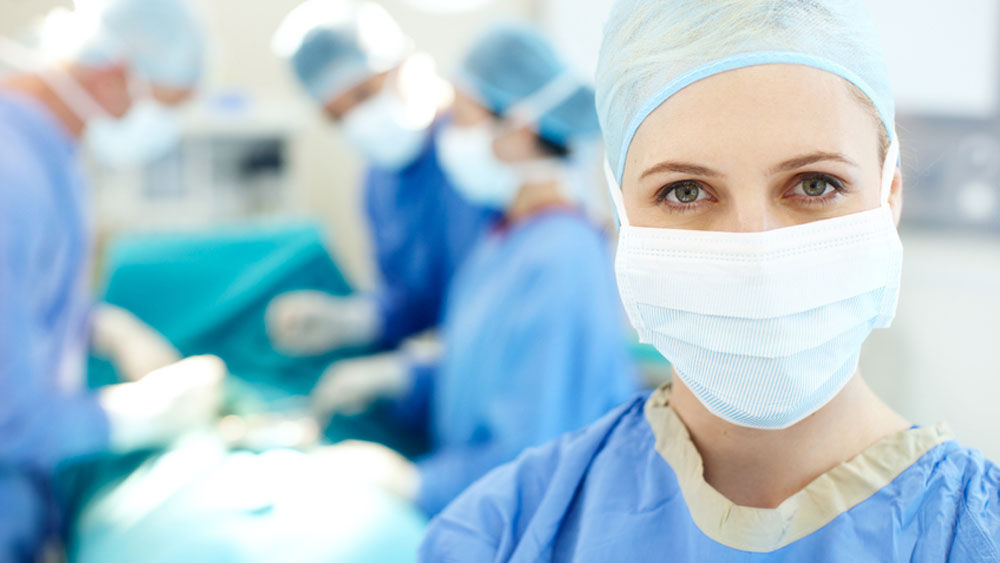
[[604, 158, 631, 228], [488, 70, 584, 155], [504, 70, 582, 130], [0, 36, 111, 123], [879, 135, 900, 207]]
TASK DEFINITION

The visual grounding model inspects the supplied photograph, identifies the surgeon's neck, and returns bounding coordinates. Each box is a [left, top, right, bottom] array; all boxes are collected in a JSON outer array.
[[669, 373, 909, 509], [505, 180, 574, 224], [1, 72, 86, 138]]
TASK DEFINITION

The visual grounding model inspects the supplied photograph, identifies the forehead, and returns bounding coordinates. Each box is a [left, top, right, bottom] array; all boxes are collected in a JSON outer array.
[[624, 64, 881, 180]]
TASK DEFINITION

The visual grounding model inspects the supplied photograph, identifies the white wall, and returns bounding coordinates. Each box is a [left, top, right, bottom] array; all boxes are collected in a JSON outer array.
[[867, 0, 1000, 118], [862, 232, 1000, 459]]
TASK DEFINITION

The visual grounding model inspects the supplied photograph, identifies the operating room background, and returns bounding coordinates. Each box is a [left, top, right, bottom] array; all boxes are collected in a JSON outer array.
[[2, 0, 997, 459]]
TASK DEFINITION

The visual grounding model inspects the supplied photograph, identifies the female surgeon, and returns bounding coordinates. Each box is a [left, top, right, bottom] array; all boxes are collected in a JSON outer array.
[[268, 0, 495, 353], [420, 1, 1000, 560], [313, 23, 638, 518]]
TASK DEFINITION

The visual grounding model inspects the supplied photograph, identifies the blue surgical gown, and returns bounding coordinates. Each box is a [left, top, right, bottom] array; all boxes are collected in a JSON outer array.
[[410, 210, 638, 517], [0, 91, 110, 561], [420, 388, 1000, 562], [364, 120, 496, 347]]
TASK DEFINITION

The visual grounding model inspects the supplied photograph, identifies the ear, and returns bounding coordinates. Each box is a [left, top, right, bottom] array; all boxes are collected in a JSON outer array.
[[151, 84, 194, 107], [888, 167, 904, 226], [492, 124, 543, 163]]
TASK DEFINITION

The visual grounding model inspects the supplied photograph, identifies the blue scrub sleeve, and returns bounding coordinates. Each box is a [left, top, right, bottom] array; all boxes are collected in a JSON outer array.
[[0, 213, 110, 470], [372, 288, 438, 348], [416, 257, 591, 516], [382, 360, 436, 430]]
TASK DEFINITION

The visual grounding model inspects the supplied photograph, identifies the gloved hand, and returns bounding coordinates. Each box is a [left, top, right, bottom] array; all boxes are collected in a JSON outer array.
[[312, 351, 410, 416], [99, 355, 226, 452], [312, 440, 419, 501], [265, 291, 380, 356], [90, 304, 182, 382]]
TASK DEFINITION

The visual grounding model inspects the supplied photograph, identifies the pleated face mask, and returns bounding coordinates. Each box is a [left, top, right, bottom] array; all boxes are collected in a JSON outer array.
[[607, 139, 903, 429]]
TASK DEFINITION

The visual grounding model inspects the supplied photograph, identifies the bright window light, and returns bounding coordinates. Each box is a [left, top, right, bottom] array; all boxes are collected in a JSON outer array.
[[404, 0, 495, 14]]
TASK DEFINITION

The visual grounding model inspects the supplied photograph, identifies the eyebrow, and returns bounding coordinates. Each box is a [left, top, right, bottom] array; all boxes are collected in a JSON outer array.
[[638, 151, 859, 181], [769, 152, 859, 174], [639, 161, 722, 180]]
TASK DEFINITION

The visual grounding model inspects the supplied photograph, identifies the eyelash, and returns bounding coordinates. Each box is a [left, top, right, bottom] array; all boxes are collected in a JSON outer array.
[[653, 173, 849, 211], [653, 180, 713, 212], [787, 173, 848, 205]]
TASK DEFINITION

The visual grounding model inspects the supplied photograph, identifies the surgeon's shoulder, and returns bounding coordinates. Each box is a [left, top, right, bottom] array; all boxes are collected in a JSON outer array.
[[419, 393, 650, 561], [516, 211, 611, 279], [920, 440, 1000, 557], [526, 210, 606, 249], [951, 445, 1000, 555], [0, 115, 48, 201]]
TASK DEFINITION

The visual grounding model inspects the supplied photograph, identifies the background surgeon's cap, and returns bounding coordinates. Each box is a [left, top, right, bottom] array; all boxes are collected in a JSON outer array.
[[62, 0, 205, 90], [272, 0, 410, 104], [596, 0, 896, 184], [456, 22, 600, 149]]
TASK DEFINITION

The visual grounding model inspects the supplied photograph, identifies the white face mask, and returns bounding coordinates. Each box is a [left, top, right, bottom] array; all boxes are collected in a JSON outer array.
[[85, 99, 181, 168], [341, 86, 430, 170], [607, 140, 903, 429], [437, 122, 521, 209], [0, 36, 182, 168]]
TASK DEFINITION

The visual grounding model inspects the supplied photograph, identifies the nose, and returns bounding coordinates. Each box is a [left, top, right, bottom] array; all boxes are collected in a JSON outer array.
[[715, 201, 784, 233]]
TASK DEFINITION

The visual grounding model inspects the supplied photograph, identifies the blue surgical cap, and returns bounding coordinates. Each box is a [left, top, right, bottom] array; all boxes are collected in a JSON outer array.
[[596, 0, 896, 184], [457, 23, 600, 149], [73, 0, 205, 89], [273, 0, 409, 103]]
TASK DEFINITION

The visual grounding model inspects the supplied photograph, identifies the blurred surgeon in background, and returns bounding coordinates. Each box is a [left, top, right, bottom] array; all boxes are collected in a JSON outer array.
[[0, 1, 223, 560], [268, 0, 495, 356], [312, 23, 638, 517]]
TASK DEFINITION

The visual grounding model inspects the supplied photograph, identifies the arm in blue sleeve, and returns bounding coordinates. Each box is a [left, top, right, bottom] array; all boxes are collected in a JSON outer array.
[[363, 168, 443, 347], [382, 359, 436, 429], [0, 180, 109, 471]]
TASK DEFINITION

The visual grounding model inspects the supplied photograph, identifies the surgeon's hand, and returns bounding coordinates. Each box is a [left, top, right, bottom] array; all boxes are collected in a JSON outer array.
[[313, 441, 419, 501], [99, 355, 226, 452], [312, 352, 410, 416], [90, 304, 181, 382], [266, 291, 380, 356]]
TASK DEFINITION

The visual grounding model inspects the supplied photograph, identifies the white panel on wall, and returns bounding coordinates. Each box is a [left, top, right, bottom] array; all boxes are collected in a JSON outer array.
[[867, 0, 1000, 117]]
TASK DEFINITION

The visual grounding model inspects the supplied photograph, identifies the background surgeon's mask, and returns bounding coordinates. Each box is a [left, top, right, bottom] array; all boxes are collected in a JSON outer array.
[[437, 122, 520, 209], [85, 99, 181, 168], [341, 85, 430, 170], [608, 140, 903, 430]]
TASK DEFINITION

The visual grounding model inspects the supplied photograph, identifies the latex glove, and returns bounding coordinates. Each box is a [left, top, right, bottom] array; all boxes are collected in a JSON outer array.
[[90, 304, 181, 382], [99, 355, 226, 452], [265, 291, 380, 356], [313, 440, 419, 501], [312, 351, 410, 416]]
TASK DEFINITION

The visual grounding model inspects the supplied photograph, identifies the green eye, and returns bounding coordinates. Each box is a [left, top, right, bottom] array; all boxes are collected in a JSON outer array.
[[800, 177, 834, 197], [674, 183, 702, 202], [660, 181, 708, 204]]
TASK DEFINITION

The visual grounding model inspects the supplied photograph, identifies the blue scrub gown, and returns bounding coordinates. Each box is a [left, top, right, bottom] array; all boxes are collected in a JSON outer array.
[[0, 91, 110, 561], [421, 386, 1000, 562], [364, 120, 496, 347], [410, 209, 638, 517]]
